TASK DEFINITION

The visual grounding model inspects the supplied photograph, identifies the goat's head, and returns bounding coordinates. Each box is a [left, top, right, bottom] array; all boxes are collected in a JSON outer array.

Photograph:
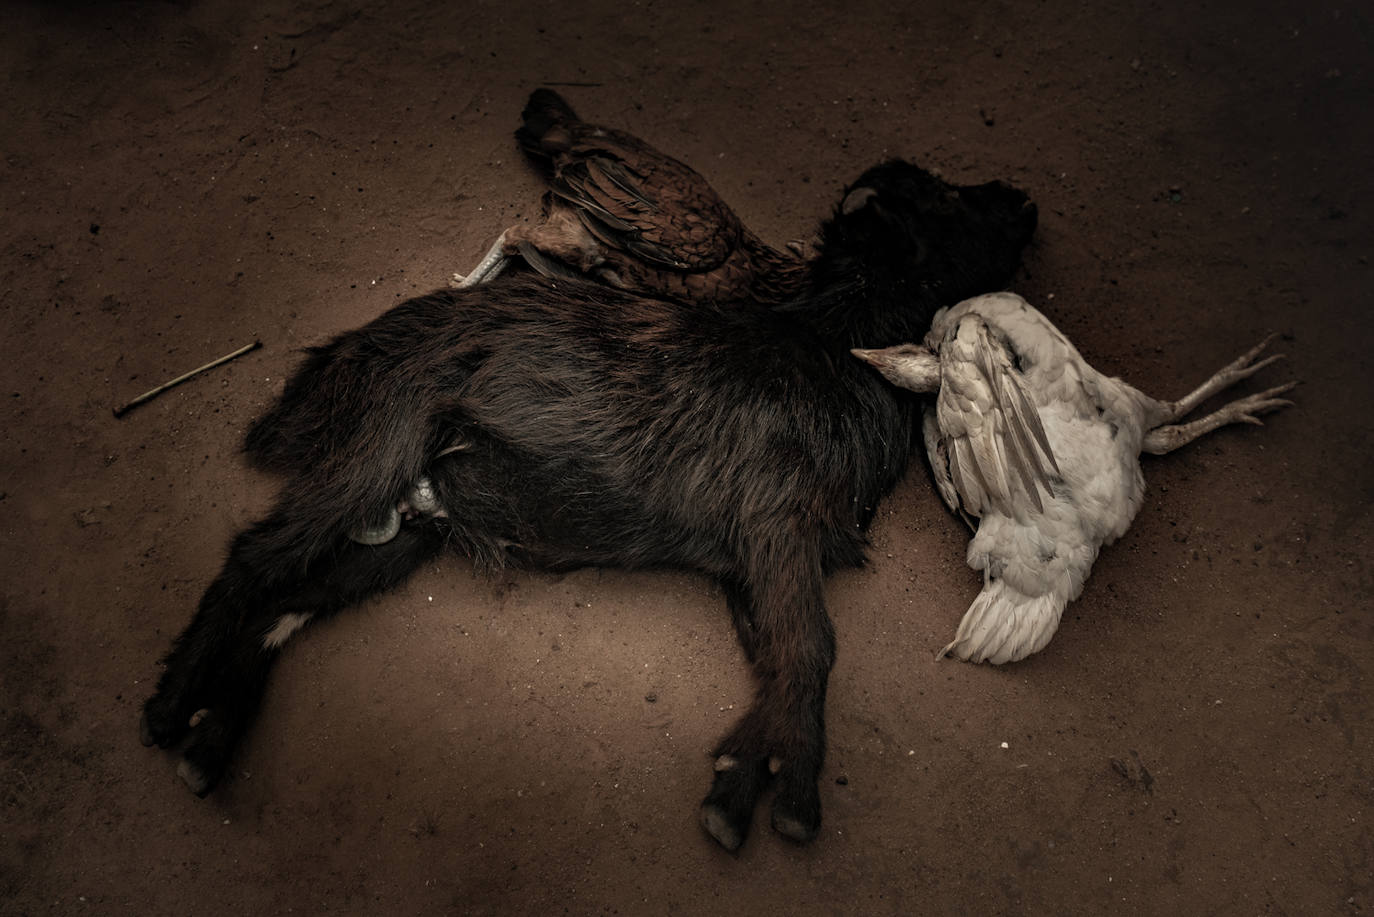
[[827, 160, 1037, 304]]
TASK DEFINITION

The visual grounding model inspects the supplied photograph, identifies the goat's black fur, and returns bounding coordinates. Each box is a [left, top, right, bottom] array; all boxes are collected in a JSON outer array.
[[141, 160, 1036, 850]]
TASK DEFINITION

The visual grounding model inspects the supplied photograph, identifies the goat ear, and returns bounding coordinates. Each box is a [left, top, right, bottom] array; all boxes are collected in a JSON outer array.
[[840, 186, 879, 215]]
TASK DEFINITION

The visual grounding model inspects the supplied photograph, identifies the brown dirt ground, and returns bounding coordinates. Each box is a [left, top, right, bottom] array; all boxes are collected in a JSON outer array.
[[2, 0, 1371, 914]]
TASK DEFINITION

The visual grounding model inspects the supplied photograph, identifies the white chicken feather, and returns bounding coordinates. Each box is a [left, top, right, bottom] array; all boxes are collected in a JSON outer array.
[[853, 292, 1295, 664]]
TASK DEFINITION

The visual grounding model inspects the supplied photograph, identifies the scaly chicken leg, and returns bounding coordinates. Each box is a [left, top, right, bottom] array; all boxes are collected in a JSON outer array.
[[452, 230, 512, 288], [1143, 382, 1296, 453], [1145, 333, 1286, 421]]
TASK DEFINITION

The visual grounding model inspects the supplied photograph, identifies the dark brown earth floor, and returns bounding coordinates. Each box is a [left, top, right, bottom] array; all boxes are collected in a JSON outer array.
[[2, 0, 1371, 914]]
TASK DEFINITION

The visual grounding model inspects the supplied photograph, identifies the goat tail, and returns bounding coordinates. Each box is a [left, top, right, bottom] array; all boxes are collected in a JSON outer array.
[[243, 348, 437, 486], [240, 301, 468, 575], [938, 578, 1066, 665]]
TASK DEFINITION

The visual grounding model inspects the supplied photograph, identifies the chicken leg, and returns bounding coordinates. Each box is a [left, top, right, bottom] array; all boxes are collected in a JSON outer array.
[[1143, 336, 1296, 454], [452, 230, 512, 288]]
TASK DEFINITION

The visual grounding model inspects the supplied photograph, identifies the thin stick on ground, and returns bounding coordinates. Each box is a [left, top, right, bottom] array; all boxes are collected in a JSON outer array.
[[113, 340, 263, 418]]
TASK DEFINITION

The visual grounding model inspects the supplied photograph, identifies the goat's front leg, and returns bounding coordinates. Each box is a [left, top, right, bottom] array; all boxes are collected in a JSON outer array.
[[141, 512, 445, 795], [701, 536, 835, 850]]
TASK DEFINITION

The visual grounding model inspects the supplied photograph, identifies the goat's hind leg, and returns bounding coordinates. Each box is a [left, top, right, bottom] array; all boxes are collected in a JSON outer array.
[[142, 517, 445, 795], [139, 512, 293, 756]]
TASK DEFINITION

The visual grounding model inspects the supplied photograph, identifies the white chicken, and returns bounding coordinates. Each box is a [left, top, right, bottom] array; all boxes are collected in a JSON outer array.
[[852, 292, 1295, 664]]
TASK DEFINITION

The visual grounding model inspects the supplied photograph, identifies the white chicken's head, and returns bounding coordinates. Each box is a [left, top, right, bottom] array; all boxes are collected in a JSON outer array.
[[851, 343, 941, 393]]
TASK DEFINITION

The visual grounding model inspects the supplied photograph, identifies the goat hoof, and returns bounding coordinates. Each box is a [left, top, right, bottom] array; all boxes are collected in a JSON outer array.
[[699, 802, 746, 852], [176, 758, 215, 797], [770, 793, 821, 844], [699, 757, 769, 851], [770, 808, 820, 844]]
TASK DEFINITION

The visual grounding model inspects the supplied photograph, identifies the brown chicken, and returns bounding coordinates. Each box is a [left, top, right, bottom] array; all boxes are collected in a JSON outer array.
[[453, 88, 809, 304]]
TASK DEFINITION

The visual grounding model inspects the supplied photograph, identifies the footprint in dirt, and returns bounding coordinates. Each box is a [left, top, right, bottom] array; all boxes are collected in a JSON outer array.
[[1110, 749, 1154, 794]]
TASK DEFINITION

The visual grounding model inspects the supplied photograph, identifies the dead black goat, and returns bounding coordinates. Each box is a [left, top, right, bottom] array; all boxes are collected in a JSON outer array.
[[140, 160, 1037, 851]]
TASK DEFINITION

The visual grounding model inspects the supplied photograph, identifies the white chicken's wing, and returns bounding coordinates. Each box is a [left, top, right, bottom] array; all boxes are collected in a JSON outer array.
[[934, 314, 1059, 519]]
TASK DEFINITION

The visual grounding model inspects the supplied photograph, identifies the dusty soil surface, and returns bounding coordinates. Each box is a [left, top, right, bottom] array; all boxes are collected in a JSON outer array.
[[2, 0, 1371, 913]]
